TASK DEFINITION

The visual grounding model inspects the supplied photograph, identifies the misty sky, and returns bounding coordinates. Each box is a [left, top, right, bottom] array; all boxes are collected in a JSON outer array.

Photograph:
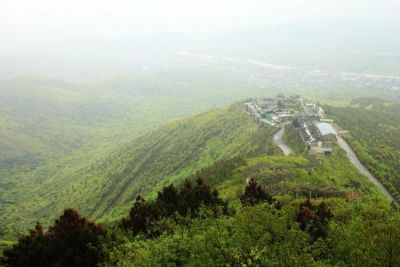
[[1, 0, 400, 47]]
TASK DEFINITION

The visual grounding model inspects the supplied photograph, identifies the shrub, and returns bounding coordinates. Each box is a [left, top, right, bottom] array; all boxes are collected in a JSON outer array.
[[240, 178, 274, 206], [1, 209, 106, 267]]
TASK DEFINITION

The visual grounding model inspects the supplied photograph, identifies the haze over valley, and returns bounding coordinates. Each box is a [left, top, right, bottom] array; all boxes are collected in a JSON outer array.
[[1, 1, 400, 266]]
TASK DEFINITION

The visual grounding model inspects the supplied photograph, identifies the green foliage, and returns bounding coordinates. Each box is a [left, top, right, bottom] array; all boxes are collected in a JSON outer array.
[[325, 98, 400, 203], [84, 104, 267, 220], [3, 141, 400, 266], [186, 155, 247, 187], [328, 200, 400, 266], [101, 204, 316, 267], [296, 199, 332, 241], [282, 124, 306, 155], [0, 240, 13, 259], [120, 178, 227, 237], [1, 100, 271, 238], [216, 150, 386, 205], [1, 209, 106, 267], [240, 178, 275, 206], [101, 198, 400, 267], [0, 90, 269, 238], [1, 72, 262, 229]]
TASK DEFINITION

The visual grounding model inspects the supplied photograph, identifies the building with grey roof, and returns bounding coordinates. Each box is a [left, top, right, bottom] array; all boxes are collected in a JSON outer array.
[[316, 122, 337, 138]]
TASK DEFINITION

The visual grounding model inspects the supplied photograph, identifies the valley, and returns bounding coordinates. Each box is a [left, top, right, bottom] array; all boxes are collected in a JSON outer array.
[[2, 3, 400, 266], [2, 91, 400, 266], [1, 84, 398, 240]]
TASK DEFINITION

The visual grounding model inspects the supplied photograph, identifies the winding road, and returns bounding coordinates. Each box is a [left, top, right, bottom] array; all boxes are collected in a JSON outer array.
[[272, 126, 398, 207], [273, 127, 293, 156], [337, 136, 399, 207]]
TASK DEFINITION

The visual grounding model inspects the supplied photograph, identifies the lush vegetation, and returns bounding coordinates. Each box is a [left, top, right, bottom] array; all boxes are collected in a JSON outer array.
[[1, 209, 106, 267], [119, 178, 227, 237], [282, 124, 306, 155], [83, 104, 272, 221], [0, 99, 272, 238], [2, 74, 397, 241], [3, 82, 400, 266], [325, 98, 400, 203], [2, 175, 399, 267], [102, 197, 400, 267], [1, 104, 397, 266]]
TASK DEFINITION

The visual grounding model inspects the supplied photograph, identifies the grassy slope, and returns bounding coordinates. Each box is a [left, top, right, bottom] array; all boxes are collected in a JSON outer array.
[[217, 151, 386, 206]]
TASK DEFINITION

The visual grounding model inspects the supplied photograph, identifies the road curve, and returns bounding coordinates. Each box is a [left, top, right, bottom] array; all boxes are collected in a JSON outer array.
[[337, 136, 399, 207], [273, 127, 293, 156]]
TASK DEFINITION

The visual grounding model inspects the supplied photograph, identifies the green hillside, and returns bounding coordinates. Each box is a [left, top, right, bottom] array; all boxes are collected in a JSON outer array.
[[1, 94, 393, 239], [216, 152, 386, 205], [325, 98, 400, 203], [2, 98, 399, 266], [102, 197, 399, 267], [62, 104, 274, 222], [95, 139, 399, 266], [0, 103, 274, 237], [0, 73, 273, 238], [2, 139, 397, 266]]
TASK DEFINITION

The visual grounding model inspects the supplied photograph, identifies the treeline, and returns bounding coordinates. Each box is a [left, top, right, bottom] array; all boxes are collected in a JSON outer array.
[[3, 173, 400, 266], [1, 177, 282, 267], [1, 209, 106, 267], [102, 196, 400, 266], [120, 178, 228, 237]]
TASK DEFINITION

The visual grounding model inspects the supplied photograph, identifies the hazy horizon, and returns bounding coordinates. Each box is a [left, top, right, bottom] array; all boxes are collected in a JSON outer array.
[[2, 0, 400, 48]]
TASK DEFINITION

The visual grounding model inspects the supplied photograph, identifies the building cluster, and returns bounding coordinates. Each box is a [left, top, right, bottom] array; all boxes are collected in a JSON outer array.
[[244, 95, 301, 126], [245, 95, 338, 156]]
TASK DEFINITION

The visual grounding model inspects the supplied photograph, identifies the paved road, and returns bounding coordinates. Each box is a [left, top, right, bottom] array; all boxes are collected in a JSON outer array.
[[273, 127, 293, 156], [337, 136, 399, 207]]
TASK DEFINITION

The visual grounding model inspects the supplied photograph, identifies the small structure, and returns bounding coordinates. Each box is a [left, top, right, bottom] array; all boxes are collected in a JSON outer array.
[[316, 122, 337, 140], [312, 122, 337, 155]]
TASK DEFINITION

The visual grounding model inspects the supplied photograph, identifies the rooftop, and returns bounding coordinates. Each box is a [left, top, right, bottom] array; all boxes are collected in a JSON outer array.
[[316, 122, 337, 136]]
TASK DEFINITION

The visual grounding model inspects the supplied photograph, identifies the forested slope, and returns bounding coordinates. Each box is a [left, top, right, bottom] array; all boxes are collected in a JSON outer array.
[[325, 98, 400, 202], [0, 103, 274, 236], [2, 148, 397, 267], [0, 73, 270, 238], [72, 104, 274, 220], [2, 98, 398, 266]]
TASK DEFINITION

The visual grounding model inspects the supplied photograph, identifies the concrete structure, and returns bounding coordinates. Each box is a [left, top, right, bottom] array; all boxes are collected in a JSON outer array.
[[307, 122, 337, 155]]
